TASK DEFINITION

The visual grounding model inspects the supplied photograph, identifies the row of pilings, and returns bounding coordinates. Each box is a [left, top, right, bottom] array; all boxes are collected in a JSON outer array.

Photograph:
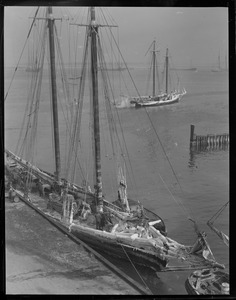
[[190, 124, 229, 150]]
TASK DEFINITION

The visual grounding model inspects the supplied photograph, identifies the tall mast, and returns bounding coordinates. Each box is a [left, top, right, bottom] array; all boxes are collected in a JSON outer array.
[[152, 40, 156, 97], [165, 48, 169, 94], [90, 7, 103, 210], [47, 7, 61, 181]]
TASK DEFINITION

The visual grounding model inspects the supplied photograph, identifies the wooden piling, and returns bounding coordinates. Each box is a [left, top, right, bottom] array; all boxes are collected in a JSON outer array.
[[190, 124, 195, 144], [190, 125, 229, 151]]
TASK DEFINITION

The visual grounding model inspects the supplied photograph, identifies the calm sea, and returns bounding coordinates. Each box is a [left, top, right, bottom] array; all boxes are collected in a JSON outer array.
[[5, 66, 229, 294]]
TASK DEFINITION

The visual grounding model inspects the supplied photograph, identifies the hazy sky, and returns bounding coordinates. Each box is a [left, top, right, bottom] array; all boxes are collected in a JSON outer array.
[[4, 6, 228, 68]]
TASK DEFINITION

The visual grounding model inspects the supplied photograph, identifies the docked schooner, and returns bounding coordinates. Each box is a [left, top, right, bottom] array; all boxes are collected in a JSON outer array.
[[5, 6, 224, 274]]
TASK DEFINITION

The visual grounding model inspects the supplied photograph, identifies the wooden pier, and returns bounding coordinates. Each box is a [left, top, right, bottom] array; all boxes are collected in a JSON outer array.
[[190, 125, 229, 150]]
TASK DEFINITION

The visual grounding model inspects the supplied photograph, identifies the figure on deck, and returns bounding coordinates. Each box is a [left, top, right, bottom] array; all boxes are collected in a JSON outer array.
[[37, 179, 51, 198], [8, 184, 16, 202], [81, 201, 91, 220], [95, 211, 112, 231]]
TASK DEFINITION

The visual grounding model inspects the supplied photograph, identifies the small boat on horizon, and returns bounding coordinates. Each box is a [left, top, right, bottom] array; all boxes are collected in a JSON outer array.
[[170, 67, 197, 71], [211, 51, 228, 72]]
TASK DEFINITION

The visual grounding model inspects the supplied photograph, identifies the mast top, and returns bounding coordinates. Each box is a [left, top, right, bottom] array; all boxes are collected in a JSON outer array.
[[90, 7, 95, 21], [71, 7, 117, 28]]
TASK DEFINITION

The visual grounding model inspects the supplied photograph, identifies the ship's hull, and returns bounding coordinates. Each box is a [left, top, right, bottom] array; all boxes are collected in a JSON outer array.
[[129, 94, 166, 105], [135, 94, 180, 108], [5, 183, 168, 273], [70, 222, 168, 271], [185, 269, 229, 295]]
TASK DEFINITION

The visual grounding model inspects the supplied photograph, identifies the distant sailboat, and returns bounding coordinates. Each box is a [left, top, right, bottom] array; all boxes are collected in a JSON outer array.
[[98, 62, 126, 71], [130, 44, 186, 107], [170, 60, 197, 71], [211, 51, 228, 72], [211, 52, 221, 72], [171, 67, 197, 71], [224, 53, 228, 71]]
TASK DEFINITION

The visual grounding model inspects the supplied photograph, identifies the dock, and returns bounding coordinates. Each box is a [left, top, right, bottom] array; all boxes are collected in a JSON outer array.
[[190, 124, 229, 151], [5, 192, 153, 295]]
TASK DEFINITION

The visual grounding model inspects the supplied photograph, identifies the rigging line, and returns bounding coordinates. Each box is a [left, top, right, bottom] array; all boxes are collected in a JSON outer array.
[[98, 9, 139, 98], [65, 35, 90, 183], [169, 56, 181, 91], [15, 12, 47, 156], [110, 96, 138, 192], [99, 7, 118, 28], [112, 103, 138, 193], [25, 104, 39, 182], [97, 67, 120, 195], [67, 35, 90, 176], [145, 55, 152, 95], [116, 240, 152, 294], [16, 31, 46, 159], [144, 108, 184, 195], [96, 38, 137, 192], [99, 26, 128, 98], [208, 201, 229, 223], [54, 25, 71, 113], [95, 34, 137, 190], [4, 7, 40, 102], [23, 69, 41, 176], [145, 40, 155, 57], [155, 53, 161, 92], [116, 27, 122, 100], [84, 113, 94, 190], [15, 79, 35, 155], [97, 42, 117, 156], [83, 146, 92, 202], [99, 108, 117, 195], [161, 62, 165, 92], [48, 58, 56, 175], [54, 25, 72, 169], [158, 172, 192, 218]]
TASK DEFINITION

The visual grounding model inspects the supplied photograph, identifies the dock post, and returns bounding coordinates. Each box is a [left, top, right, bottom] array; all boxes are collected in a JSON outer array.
[[190, 124, 195, 144], [223, 134, 227, 144]]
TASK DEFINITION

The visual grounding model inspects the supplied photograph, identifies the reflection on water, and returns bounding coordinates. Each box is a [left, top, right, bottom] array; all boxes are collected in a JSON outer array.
[[188, 145, 229, 169]]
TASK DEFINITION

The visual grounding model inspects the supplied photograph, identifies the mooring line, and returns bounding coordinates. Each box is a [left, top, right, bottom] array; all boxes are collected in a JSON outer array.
[[115, 237, 153, 294]]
